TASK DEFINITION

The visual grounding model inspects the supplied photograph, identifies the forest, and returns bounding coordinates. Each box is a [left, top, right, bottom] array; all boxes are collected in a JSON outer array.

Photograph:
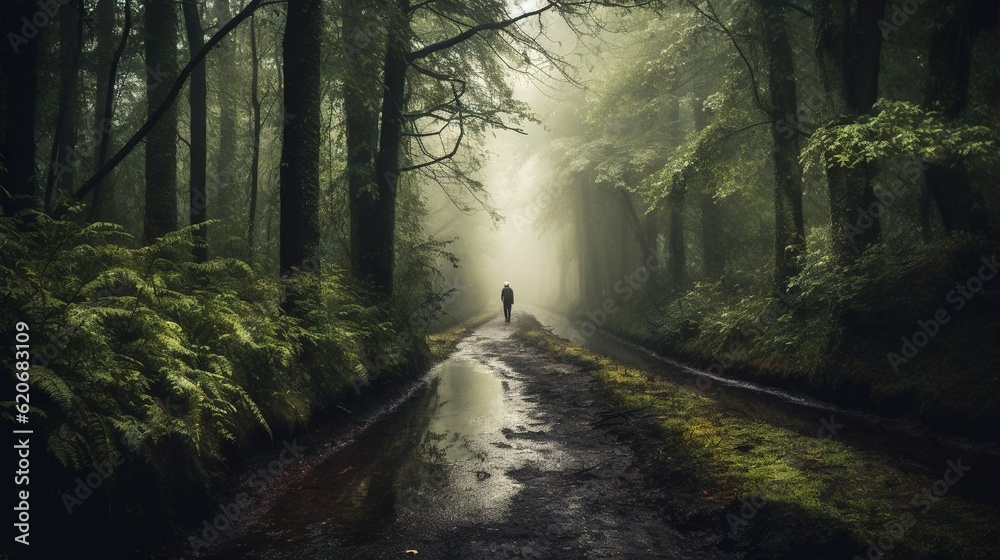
[[2, 0, 999, 558]]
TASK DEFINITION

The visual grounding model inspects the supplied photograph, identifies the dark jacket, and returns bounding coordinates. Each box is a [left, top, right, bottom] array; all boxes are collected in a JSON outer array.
[[501, 286, 514, 305]]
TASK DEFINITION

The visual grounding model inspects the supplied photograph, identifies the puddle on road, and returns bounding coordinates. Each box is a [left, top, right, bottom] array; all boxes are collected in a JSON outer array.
[[202, 339, 541, 559], [428, 357, 505, 461]]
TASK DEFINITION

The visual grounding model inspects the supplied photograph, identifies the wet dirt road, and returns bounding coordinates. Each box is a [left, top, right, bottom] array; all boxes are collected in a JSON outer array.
[[189, 309, 1000, 560], [195, 316, 732, 560]]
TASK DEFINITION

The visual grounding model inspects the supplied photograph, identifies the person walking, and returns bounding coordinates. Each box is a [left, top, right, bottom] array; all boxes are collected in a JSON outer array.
[[501, 282, 514, 323]]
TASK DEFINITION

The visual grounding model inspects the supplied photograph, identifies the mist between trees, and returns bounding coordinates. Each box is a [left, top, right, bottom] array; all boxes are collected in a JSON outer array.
[[1, 0, 999, 556]]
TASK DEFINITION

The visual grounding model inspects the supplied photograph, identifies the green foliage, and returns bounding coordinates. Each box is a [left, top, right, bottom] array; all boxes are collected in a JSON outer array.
[[0, 207, 420, 505], [547, 0, 1000, 437], [515, 317, 1000, 560], [802, 100, 1000, 173], [606, 228, 1000, 426], [392, 173, 462, 328]]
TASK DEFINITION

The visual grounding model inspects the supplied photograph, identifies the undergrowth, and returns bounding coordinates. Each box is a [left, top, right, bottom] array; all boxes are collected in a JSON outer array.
[[601, 233, 1000, 434], [514, 314, 1000, 559], [0, 208, 426, 525]]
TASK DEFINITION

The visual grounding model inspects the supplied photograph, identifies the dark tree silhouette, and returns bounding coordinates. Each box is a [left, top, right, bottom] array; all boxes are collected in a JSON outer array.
[[1, 0, 40, 217], [762, 0, 806, 291], [812, 0, 888, 263], [44, 0, 84, 212], [342, 0, 381, 281], [279, 0, 323, 278], [921, 0, 997, 235], [248, 13, 262, 252], [143, 0, 179, 242], [693, 96, 725, 280], [183, 0, 208, 262], [665, 99, 687, 291], [89, 0, 131, 222]]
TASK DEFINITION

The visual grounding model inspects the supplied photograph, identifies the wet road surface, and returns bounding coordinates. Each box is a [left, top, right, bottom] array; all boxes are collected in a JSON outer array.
[[192, 310, 1000, 559], [197, 316, 732, 560]]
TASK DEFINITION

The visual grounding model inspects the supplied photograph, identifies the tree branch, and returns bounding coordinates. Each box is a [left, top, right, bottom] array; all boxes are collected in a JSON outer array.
[[403, 120, 452, 138], [407, 1, 560, 61], [72, 0, 265, 203], [720, 119, 773, 140], [406, 0, 437, 14], [780, 1, 813, 18], [685, 0, 770, 116], [401, 84, 466, 172], [408, 59, 458, 82]]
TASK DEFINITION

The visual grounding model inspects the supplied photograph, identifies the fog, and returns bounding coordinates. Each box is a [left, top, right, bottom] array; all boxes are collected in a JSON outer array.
[[423, 12, 632, 320], [424, 84, 570, 317]]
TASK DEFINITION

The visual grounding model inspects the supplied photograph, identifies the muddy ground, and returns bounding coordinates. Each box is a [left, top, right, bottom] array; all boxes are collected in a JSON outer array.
[[177, 316, 738, 560]]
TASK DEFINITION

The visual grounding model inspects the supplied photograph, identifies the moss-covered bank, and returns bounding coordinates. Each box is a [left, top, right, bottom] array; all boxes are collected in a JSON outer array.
[[591, 235, 1000, 440], [513, 314, 1000, 559]]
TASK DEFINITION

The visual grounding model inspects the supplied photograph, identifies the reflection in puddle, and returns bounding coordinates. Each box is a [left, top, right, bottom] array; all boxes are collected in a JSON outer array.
[[203, 346, 525, 559], [427, 357, 505, 461]]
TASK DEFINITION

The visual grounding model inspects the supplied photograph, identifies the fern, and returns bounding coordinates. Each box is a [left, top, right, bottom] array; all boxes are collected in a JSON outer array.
[[1, 208, 425, 517]]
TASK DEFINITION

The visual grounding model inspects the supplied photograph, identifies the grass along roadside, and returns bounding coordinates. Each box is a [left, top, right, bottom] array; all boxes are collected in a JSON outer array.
[[512, 314, 1000, 559], [426, 311, 496, 362], [590, 240, 1000, 439]]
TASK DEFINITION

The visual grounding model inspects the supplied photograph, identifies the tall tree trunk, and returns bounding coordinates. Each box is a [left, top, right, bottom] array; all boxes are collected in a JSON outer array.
[[597, 189, 617, 295], [812, 0, 887, 263], [763, 0, 805, 292], [279, 0, 323, 277], [577, 181, 598, 303], [698, 192, 723, 278], [665, 98, 686, 291], [73, 0, 265, 210], [90, 0, 130, 222], [921, 0, 996, 235], [668, 190, 686, 291], [619, 208, 631, 274], [0, 0, 39, 217], [618, 191, 653, 264], [918, 187, 933, 242], [214, 0, 238, 231], [343, 0, 381, 278], [642, 208, 659, 260], [813, 0, 889, 361], [183, 0, 208, 262], [560, 260, 568, 305], [212, 0, 239, 247], [367, 0, 411, 295], [248, 14, 262, 252], [92, 0, 115, 186], [693, 96, 724, 279], [44, 0, 84, 212], [144, 0, 179, 242]]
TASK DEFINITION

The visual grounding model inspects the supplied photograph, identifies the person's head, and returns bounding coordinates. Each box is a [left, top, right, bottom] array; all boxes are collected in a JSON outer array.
[[504, 282, 510, 287]]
